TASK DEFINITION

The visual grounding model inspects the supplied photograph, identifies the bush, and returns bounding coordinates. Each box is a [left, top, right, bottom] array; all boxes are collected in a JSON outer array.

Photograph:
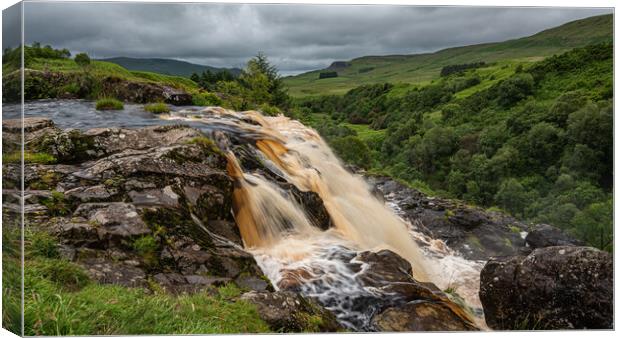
[[144, 102, 170, 114], [330, 136, 371, 168], [95, 98, 124, 110], [74, 52, 91, 67], [192, 92, 223, 106], [258, 103, 281, 116]]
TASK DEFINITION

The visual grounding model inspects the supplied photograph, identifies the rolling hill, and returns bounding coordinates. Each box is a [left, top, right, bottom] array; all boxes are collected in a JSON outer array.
[[99, 57, 242, 78], [284, 14, 613, 97]]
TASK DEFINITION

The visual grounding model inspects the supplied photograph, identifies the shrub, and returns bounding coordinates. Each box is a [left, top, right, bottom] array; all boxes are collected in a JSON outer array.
[[144, 102, 170, 114], [74, 52, 91, 67], [258, 103, 281, 116], [192, 92, 223, 106], [40, 191, 71, 216], [95, 98, 124, 110]]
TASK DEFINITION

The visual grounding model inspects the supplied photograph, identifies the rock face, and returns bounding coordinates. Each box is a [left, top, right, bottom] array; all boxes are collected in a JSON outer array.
[[479, 246, 613, 330], [368, 176, 529, 260]]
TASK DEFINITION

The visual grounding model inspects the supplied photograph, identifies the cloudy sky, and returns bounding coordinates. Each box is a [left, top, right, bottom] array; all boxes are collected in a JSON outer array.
[[6, 2, 613, 75]]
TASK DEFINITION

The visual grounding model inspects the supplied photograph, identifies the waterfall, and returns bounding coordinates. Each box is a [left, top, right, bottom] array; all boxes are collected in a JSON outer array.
[[162, 108, 482, 330]]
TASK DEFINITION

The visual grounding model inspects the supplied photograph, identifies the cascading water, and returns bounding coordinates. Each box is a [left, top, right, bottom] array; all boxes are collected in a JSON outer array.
[[162, 108, 484, 330]]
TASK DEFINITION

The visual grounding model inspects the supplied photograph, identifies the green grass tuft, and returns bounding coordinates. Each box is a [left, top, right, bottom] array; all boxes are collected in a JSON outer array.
[[96, 98, 124, 110], [3, 151, 57, 164], [144, 102, 170, 114]]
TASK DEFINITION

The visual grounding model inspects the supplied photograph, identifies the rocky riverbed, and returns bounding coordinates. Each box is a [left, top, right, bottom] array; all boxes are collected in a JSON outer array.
[[2, 113, 613, 332]]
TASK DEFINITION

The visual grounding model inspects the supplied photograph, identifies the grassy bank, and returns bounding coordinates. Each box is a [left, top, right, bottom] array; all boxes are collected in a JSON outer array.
[[18, 229, 271, 336]]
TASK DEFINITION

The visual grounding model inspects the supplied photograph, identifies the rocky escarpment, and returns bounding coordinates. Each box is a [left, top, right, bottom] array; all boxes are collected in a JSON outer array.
[[480, 246, 612, 330], [2, 69, 192, 104], [2, 117, 335, 332], [368, 176, 530, 261]]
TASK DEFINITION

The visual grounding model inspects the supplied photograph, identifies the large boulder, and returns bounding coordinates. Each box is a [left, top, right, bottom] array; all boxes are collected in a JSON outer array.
[[525, 224, 584, 249], [372, 301, 478, 331], [479, 246, 613, 329]]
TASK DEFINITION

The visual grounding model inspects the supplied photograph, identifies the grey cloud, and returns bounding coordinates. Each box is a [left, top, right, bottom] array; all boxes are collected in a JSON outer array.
[[19, 2, 612, 74]]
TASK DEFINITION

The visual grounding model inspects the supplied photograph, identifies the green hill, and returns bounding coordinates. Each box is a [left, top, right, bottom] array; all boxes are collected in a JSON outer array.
[[100, 57, 242, 78], [284, 14, 612, 97]]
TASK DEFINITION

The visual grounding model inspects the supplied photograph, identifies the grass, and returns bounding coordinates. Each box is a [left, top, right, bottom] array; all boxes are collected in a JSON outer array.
[[144, 102, 170, 114], [24, 271, 271, 335], [96, 98, 124, 110], [24, 58, 199, 93], [283, 14, 612, 97], [21, 230, 271, 335], [3, 151, 57, 164]]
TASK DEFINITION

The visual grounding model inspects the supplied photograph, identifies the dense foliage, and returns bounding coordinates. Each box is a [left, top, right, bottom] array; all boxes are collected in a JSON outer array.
[[290, 43, 613, 251], [3, 42, 71, 69], [191, 69, 236, 91]]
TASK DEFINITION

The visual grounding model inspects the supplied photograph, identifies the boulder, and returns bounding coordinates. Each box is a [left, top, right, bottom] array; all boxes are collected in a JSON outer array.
[[479, 246, 613, 329], [240, 291, 341, 332], [372, 301, 478, 331], [525, 224, 584, 249]]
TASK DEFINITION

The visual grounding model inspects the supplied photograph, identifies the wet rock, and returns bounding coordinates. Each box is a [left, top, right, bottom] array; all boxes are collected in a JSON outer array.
[[84, 125, 203, 156], [3, 117, 54, 133], [479, 246, 613, 329], [525, 224, 584, 249], [368, 175, 527, 260], [373, 301, 478, 331], [241, 291, 341, 332]]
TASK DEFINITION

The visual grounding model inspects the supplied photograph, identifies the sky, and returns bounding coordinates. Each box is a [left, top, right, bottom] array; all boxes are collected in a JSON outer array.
[[4, 2, 613, 75]]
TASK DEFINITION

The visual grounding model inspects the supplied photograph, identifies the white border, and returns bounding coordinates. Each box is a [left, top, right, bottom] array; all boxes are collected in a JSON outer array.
[[0, 1, 617, 338]]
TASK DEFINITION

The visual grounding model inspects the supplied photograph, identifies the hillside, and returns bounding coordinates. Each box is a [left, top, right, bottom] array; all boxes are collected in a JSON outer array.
[[284, 14, 612, 97], [100, 57, 242, 77]]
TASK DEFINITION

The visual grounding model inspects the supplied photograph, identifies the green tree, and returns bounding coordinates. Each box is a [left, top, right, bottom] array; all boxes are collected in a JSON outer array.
[[331, 136, 371, 168], [494, 178, 528, 216], [571, 199, 612, 251], [74, 52, 91, 67], [238, 53, 288, 107]]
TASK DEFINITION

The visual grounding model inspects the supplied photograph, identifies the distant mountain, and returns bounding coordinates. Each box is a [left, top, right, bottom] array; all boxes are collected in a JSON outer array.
[[284, 14, 613, 97], [99, 57, 242, 78]]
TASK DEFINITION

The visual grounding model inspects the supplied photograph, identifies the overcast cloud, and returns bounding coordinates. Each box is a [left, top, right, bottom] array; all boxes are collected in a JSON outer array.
[[8, 2, 613, 74]]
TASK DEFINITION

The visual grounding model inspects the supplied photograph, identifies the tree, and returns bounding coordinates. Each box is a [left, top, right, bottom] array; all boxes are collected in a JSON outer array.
[[330, 136, 371, 168], [494, 178, 529, 216], [496, 73, 534, 107], [238, 52, 288, 107], [571, 199, 612, 251], [74, 52, 91, 67]]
